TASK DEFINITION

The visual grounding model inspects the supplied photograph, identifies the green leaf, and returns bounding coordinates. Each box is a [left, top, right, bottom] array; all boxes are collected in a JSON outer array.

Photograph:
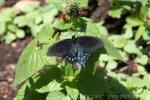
[[122, 5, 131, 11], [0, 8, 16, 18], [108, 7, 123, 18], [60, 31, 78, 40], [14, 16, 27, 27], [135, 55, 148, 65], [37, 24, 54, 43], [47, 0, 66, 11], [140, 90, 150, 100], [86, 21, 100, 36], [109, 35, 127, 48], [106, 60, 118, 70], [126, 16, 144, 27], [77, 68, 109, 96], [20, 2, 40, 13], [0, 21, 5, 35], [144, 75, 150, 89], [14, 39, 45, 85], [46, 91, 68, 100], [100, 54, 115, 61], [65, 86, 79, 100], [37, 80, 62, 93], [31, 25, 43, 37], [4, 32, 16, 44], [45, 56, 57, 65], [78, 0, 88, 7], [97, 24, 108, 36], [53, 19, 73, 30], [143, 30, 150, 41], [126, 77, 146, 88], [14, 66, 64, 100], [64, 64, 75, 82], [14, 81, 31, 100], [7, 24, 18, 33], [140, 0, 148, 6], [86, 22, 122, 60], [122, 24, 133, 39], [79, 93, 87, 100], [118, 50, 129, 61], [43, 9, 58, 24], [124, 40, 142, 55], [135, 25, 145, 41], [65, 64, 74, 76], [140, 6, 148, 19], [86, 21, 108, 37], [102, 37, 123, 61], [14, 79, 47, 100], [16, 29, 25, 39]]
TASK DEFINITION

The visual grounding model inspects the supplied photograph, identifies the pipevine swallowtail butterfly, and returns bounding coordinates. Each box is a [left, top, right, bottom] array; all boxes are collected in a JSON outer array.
[[47, 36, 103, 68]]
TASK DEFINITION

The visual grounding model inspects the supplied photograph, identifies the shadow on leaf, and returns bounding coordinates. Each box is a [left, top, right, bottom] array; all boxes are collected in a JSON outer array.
[[77, 48, 136, 100]]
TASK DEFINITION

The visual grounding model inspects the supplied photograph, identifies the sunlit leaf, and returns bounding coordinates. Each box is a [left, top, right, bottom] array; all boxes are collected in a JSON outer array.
[[65, 86, 79, 100], [46, 91, 68, 100], [37, 80, 62, 93], [14, 39, 45, 85], [109, 35, 127, 48], [126, 16, 144, 27], [37, 24, 54, 43], [108, 7, 123, 18], [135, 25, 145, 41]]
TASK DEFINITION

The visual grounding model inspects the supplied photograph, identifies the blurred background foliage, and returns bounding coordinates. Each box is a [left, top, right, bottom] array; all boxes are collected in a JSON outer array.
[[0, 0, 150, 100]]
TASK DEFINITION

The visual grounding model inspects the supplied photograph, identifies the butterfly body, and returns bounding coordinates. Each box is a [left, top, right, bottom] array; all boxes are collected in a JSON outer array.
[[47, 36, 103, 68], [63, 43, 89, 66]]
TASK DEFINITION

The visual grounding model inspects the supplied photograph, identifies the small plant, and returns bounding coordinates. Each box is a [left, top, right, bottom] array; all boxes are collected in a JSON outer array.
[[14, 0, 128, 100], [14, 0, 150, 100]]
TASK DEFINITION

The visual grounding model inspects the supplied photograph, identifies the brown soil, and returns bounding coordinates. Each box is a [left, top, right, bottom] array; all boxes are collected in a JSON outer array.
[[0, 37, 32, 100]]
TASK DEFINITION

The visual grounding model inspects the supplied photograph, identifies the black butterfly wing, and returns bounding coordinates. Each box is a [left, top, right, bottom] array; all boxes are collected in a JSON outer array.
[[47, 39, 73, 57], [76, 36, 103, 52]]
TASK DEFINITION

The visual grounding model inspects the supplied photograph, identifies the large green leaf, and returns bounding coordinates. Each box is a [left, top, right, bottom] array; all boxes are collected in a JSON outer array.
[[14, 39, 45, 85]]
